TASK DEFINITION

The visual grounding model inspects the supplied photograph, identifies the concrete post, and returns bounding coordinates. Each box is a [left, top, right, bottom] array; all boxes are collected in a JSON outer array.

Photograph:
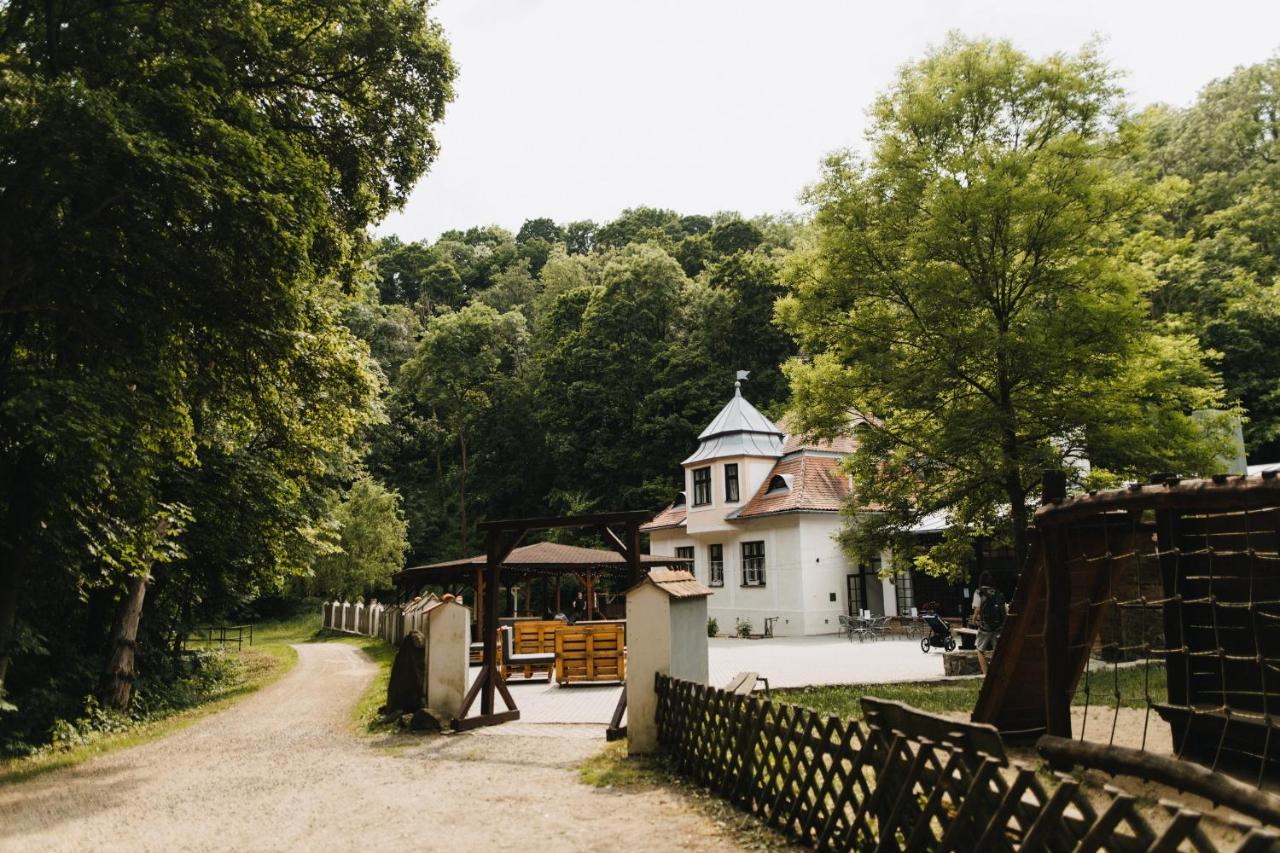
[[626, 584, 670, 755], [424, 599, 470, 720], [626, 574, 710, 755]]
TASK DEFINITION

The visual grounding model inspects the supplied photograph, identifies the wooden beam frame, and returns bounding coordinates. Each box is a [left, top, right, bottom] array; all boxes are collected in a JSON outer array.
[[451, 510, 653, 732]]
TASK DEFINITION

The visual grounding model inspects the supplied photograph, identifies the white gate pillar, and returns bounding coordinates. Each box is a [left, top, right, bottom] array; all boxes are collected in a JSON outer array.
[[625, 570, 711, 755]]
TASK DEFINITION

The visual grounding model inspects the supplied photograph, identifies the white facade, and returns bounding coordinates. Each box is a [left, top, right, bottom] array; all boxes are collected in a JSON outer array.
[[645, 385, 905, 637]]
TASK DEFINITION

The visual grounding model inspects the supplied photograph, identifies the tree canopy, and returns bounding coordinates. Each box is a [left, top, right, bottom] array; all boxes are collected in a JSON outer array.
[[778, 36, 1229, 576], [1131, 58, 1280, 459], [0, 0, 454, 729]]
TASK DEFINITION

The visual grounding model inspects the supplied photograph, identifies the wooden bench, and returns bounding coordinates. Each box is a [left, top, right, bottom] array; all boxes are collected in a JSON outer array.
[[722, 671, 769, 695], [470, 616, 539, 664], [499, 626, 554, 682], [555, 621, 625, 685], [512, 620, 559, 655]]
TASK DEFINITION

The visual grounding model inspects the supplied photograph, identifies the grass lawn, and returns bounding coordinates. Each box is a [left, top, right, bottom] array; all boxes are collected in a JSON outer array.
[[776, 661, 1167, 722], [0, 612, 322, 785]]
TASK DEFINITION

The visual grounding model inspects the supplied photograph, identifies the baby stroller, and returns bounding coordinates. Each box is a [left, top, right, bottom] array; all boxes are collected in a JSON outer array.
[[920, 612, 956, 653]]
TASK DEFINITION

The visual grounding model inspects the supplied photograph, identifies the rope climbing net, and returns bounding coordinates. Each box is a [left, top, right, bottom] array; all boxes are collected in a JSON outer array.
[[1050, 475, 1280, 785]]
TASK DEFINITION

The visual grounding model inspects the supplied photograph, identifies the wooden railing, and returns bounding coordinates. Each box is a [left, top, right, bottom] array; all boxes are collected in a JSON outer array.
[[655, 675, 1278, 851], [184, 624, 253, 652]]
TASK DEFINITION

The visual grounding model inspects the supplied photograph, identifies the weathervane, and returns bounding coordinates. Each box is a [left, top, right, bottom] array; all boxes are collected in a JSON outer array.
[[734, 369, 749, 396]]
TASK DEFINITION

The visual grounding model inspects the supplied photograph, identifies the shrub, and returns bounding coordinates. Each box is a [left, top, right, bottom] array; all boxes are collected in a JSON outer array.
[[706, 617, 719, 637], [736, 618, 753, 638]]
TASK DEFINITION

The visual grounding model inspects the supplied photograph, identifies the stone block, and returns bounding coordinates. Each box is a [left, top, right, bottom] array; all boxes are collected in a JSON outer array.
[[943, 650, 982, 676]]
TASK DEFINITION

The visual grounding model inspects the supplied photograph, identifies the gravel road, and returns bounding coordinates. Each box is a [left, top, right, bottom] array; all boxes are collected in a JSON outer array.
[[0, 643, 743, 852]]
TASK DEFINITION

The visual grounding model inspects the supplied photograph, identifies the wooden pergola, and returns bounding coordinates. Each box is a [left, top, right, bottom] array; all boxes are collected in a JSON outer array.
[[392, 511, 693, 731]]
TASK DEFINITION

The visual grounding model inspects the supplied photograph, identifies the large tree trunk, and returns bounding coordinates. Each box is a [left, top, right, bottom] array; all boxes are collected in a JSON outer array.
[[99, 571, 150, 712], [1007, 478, 1029, 570], [0, 550, 20, 697], [99, 519, 168, 712]]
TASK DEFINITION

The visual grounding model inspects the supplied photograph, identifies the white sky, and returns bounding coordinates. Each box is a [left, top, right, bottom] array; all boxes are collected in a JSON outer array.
[[379, 0, 1280, 242]]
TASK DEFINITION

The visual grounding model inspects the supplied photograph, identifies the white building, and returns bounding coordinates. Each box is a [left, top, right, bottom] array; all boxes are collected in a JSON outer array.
[[642, 383, 911, 636]]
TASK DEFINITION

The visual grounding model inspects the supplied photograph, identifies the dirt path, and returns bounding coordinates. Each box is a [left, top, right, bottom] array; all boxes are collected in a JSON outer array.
[[0, 644, 743, 852]]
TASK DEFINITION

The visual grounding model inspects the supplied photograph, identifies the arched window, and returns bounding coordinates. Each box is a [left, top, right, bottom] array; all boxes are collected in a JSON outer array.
[[766, 474, 792, 493]]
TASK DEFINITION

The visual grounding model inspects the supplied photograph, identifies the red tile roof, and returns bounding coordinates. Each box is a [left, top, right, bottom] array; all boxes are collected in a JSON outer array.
[[640, 503, 687, 531], [731, 454, 852, 519]]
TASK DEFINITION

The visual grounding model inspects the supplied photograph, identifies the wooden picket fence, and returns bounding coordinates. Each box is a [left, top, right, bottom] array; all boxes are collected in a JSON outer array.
[[654, 675, 1279, 851], [321, 594, 439, 646]]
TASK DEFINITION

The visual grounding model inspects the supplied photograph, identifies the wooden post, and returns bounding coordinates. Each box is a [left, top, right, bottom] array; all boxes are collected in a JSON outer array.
[[1041, 469, 1072, 738], [626, 519, 642, 588], [555, 574, 561, 612], [586, 573, 595, 621], [482, 535, 502, 716], [474, 567, 484, 642], [1155, 508, 1188, 712]]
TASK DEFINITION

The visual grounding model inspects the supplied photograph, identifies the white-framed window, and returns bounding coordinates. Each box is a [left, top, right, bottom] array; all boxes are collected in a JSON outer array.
[[709, 544, 724, 587], [894, 569, 914, 617], [675, 545, 694, 566], [692, 466, 712, 506], [741, 540, 766, 587]]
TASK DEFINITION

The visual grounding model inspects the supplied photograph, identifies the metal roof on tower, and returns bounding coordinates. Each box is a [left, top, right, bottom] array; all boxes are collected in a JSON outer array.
[[682, 379, 784, 465]]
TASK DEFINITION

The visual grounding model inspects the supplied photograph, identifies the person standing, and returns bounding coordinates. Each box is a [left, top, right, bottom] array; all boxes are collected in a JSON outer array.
[[971, 571, 1007, 673]]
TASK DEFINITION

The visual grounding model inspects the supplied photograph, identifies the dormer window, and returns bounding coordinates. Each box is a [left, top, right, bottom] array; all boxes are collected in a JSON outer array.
[[767, 474, 792, 493], [724, 463, 740, 503], [692, 467, 712, 506], [672, 491, 687, 507]]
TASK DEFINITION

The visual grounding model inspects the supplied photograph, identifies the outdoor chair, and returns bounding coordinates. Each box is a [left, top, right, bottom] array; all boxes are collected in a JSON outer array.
[[837, 614, 859, 642], [498, 625, 555, 682], [868, 615, 892, 640]]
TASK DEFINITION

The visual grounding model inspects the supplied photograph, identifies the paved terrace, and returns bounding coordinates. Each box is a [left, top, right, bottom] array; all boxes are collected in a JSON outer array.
[[476, 635, 948, 726]]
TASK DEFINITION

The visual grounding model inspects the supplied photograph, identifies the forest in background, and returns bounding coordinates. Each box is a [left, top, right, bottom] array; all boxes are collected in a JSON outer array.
[[357, 208, 799, 568], [1, 1, 1277, 756]]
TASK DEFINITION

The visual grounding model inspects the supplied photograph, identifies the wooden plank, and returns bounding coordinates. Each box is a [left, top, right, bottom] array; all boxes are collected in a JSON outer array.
[[1043, 523, 1072, 738]]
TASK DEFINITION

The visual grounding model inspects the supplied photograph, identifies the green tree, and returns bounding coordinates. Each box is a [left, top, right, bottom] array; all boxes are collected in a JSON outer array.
[[312, 477, 409, 599], [517, 217, 566, 245], [371, 237, 466, 311], [779, 36, 1227, 577], [563, 220, 598, 255], [1133, 59, 1280, 458], [595, 207, 683, 249], [0, 0, 453, 710], [535, 244, 724, 508], [400, 304, 529, 555]]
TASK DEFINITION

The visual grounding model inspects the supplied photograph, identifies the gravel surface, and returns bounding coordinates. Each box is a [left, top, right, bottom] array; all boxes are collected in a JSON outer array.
[[0, 643, 743, 852]]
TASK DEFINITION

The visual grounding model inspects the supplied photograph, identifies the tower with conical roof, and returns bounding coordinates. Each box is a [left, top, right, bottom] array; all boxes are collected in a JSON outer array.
[[683, 375, 784, 465], [681, 375, 784, 536]]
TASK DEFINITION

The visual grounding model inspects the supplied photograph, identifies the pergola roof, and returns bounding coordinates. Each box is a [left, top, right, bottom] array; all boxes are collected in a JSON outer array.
[[393, 541, 692, 587]]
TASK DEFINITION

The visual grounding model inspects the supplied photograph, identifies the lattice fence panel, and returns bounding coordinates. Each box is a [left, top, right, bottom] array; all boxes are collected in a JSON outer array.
[[655, 674, 1276, 851]]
